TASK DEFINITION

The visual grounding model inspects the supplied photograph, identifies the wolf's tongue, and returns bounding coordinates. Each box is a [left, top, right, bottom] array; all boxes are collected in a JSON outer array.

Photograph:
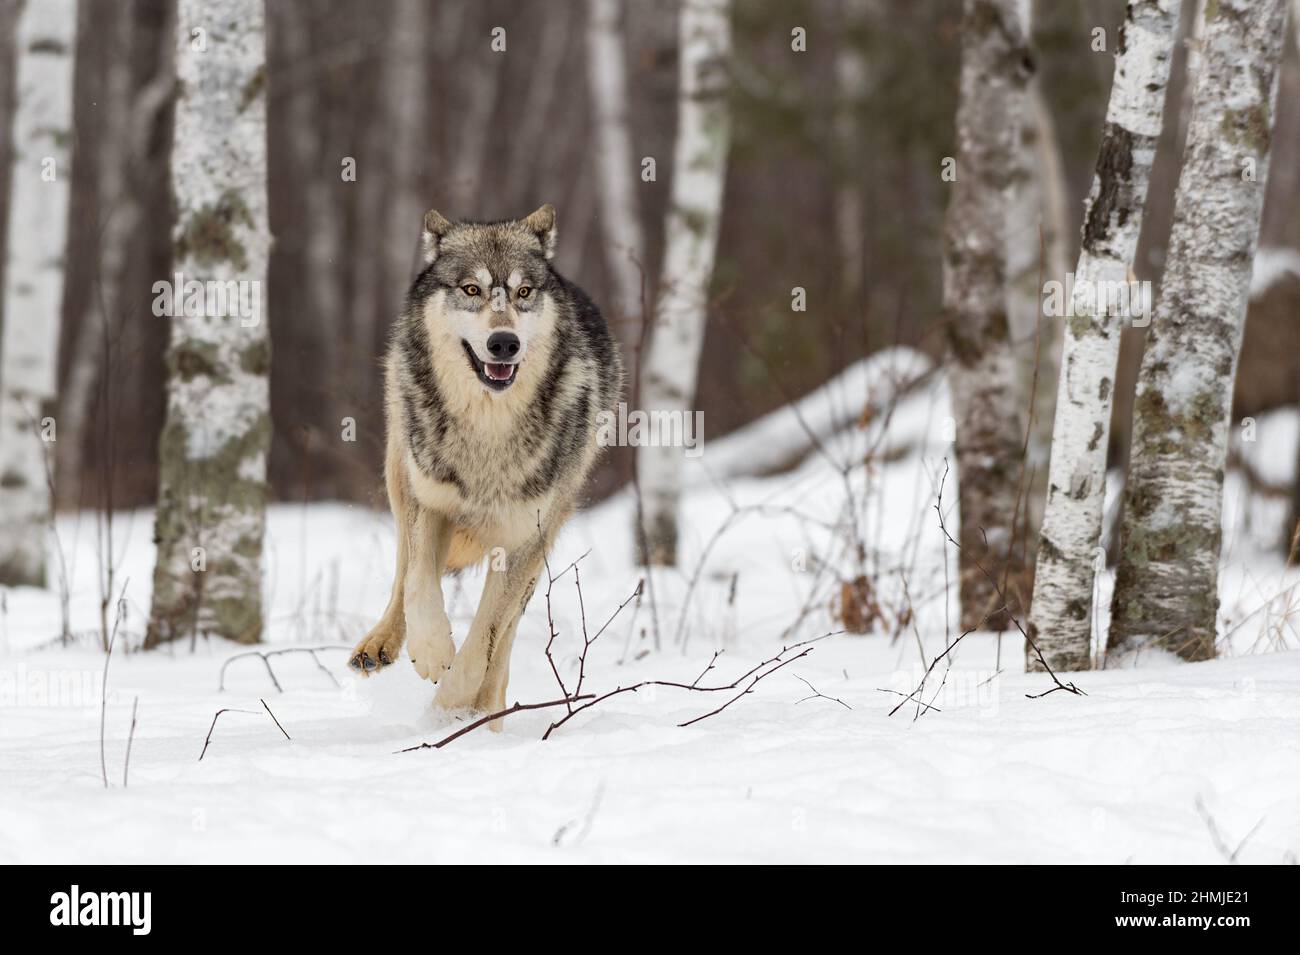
[[486, 362, 514, 381]]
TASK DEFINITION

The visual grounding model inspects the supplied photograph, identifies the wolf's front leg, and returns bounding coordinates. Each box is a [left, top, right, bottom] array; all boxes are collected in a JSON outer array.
[[434, 520, 556, 722], [351, 461, 412, 674], [404, 509, 456, 682]]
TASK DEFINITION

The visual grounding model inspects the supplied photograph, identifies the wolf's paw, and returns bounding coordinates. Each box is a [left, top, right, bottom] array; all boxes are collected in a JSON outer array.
[[349, 623, 404, 676], [433, 655, 488, 712], [408, 615, 455, 683], [474, 683, 508, 732]]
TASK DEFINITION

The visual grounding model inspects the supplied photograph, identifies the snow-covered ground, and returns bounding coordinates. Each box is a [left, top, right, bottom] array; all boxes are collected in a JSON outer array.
[[2, 360, 1298, 863]]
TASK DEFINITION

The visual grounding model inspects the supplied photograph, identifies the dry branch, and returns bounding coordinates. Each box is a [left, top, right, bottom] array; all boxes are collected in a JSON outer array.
[[199, 702, 293, 761], [122, 695, 139, 788], [98, 577, 129, 789], [217, 644, 351, 692], [886, 461, 1083, 719], [400, 548, 839, 751]]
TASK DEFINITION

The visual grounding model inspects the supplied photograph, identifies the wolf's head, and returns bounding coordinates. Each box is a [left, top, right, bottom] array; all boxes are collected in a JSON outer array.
[[414, 204, 559, 396]]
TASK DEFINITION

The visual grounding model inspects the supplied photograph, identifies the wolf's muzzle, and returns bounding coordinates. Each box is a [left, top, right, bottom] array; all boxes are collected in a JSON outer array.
[[463, 339, 519, 391]]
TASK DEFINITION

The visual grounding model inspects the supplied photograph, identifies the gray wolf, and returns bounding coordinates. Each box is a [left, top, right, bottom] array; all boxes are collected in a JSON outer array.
[[348, 205, 623, 725]]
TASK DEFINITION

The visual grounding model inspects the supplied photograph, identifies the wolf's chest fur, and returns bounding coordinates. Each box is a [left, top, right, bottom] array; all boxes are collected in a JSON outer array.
[[392, 316, 598, 537]]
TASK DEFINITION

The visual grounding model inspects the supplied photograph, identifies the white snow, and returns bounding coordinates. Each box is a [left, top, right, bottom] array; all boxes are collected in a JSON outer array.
[[1249, 246, 1300, 299], [1, 370, 1298, 863]]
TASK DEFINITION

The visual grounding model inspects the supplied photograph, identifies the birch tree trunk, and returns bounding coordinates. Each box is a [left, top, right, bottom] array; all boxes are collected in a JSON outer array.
[[146, 0, 271, 647], [585, 0, 646, 334], [1107, 0, 1289, 664], [635, 0, 732, 567], [942, 0, 1033, 630], [1006, 80, 1071, 542], [1026, 0, 1181, 671], [0, 0, 76, 586]]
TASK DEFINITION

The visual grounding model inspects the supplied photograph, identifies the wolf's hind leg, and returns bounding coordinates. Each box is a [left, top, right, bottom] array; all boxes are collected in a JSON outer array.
[[404, 509, 456, 682], [350, 463, 414, 674]]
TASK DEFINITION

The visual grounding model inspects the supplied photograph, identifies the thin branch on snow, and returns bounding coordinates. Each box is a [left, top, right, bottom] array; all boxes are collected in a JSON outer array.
[[885, 606, 1000, 720], [261, 699, 292, 740], [217, 645, 351, 692], [99, 577, 130, 789], [399, 550, 839, 751], [875, 686, 941, 715], [396, 696, 597, 753], [792, 674, 852, 710], [198, 704, 293, 761], [932, 461, 1085, 700], [885, 462, 1083, 720], [122, 695, 139, 788]]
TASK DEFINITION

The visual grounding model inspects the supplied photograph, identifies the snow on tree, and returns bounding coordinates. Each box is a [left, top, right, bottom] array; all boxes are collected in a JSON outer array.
[[0, 0, 76, 586], [146, 0, 272, 647], [1026, 0, 1182, 672], [940, 0, 1033, 631], [636, 0, 732, 567], [586, 0, 646, 336], [1107, 0, 1290, 664]]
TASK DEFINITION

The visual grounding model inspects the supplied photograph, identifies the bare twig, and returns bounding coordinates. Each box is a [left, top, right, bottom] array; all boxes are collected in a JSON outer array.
[[396, 696, 596, 753], [260, 699, 292, 740], [932, 460, 1085, 700], [122, 696, 139, 788], [99, 577, 130, 788], [217, 645, 351, 692], [198, 704, 293, 761], [199, 708, 260, 761], [677, 648, 814, 726], [793, 674, 852, 710], [876, 687, 942, 714], [399, 582, 839, 750]]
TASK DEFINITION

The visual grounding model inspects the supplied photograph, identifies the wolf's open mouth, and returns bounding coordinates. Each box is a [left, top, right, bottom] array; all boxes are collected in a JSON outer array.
[[462, 340, 518, 391]]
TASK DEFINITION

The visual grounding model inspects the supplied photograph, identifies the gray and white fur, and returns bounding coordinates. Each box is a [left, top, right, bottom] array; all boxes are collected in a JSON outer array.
[[349, 204, 623, 724]]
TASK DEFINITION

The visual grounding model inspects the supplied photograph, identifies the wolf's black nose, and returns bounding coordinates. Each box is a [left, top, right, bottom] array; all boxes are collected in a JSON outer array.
[[487, 332, 520, 360]]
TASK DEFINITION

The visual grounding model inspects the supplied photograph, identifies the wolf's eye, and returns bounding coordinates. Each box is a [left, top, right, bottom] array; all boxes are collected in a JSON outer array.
[[517, 286, 531, 299], [461, 284, 480, 297]]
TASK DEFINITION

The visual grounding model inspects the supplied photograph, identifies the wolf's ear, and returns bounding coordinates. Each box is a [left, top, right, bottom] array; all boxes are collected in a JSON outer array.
[[422, 209, 453, 264], [522, 203, 557, 259]]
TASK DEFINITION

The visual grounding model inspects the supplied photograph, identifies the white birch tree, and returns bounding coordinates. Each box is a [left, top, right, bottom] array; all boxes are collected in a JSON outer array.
[[636, 0, 732, 566], [146, 0, 271, 646], [941, 0, 1032, 630], [1026, 0, 1181, 671], [1107, 0, 1290, 664], [0, 0, 76, 586], [585, 0, 646, 334], [1006, 81, 1071, 542]]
